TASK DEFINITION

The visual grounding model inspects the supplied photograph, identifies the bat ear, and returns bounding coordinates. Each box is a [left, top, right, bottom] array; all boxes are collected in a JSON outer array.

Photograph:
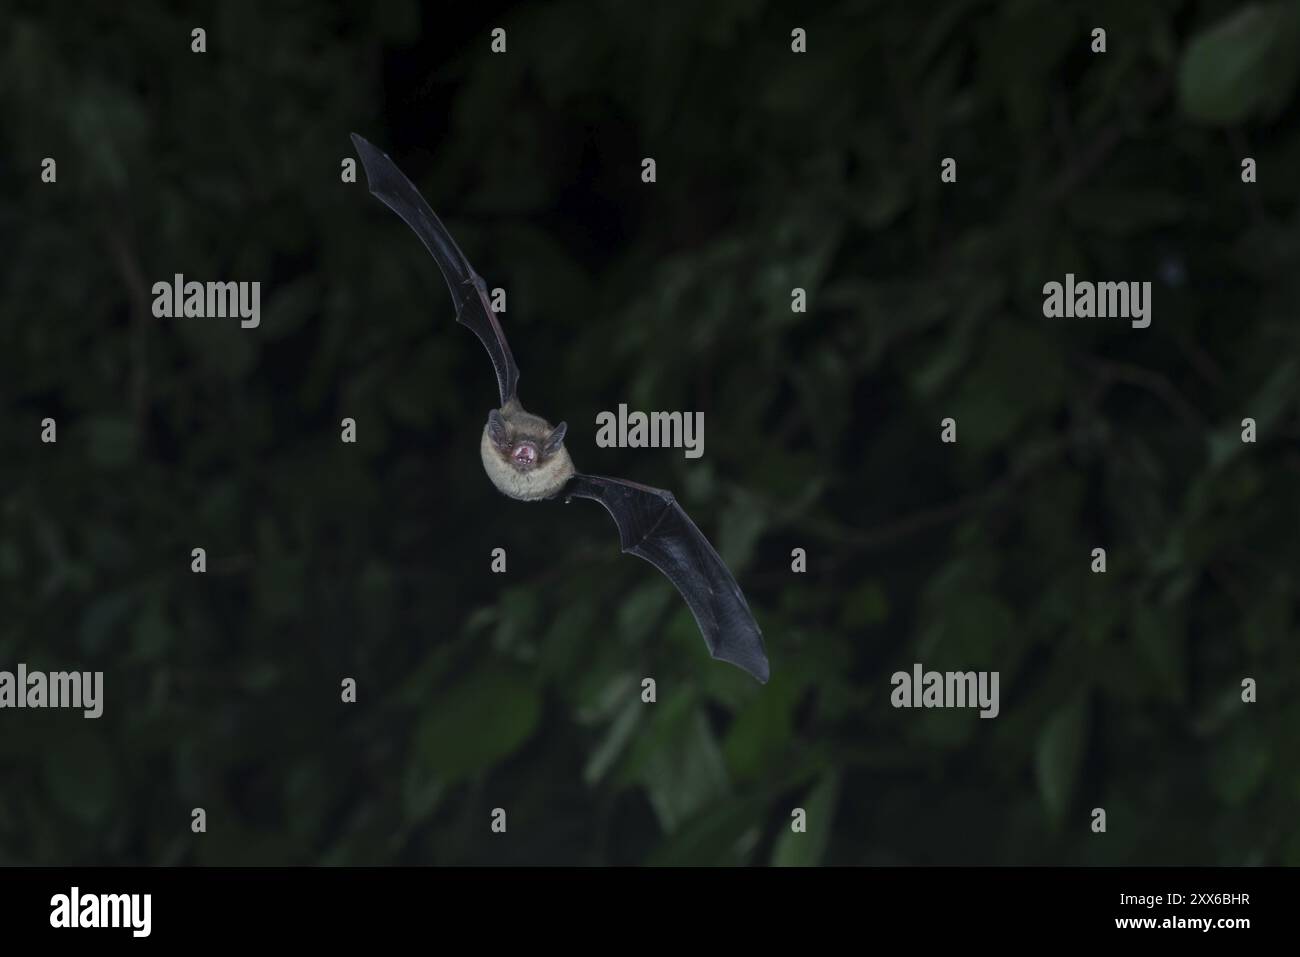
[[542, 421, 567, 456], [488, 409, 511, 450]]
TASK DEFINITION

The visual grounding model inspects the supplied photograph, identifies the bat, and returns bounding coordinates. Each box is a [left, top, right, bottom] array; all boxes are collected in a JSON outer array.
[[351, 133, 770, 684]]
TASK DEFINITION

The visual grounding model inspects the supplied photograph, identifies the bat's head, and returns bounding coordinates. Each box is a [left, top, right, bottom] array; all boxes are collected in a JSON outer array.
[[487, 408, 567, 473], [480, 405, 575, 502]]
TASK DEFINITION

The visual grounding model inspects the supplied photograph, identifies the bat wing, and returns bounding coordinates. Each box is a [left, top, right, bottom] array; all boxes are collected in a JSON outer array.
[[565, 474, 769, 683], [351, 132, 520, 406]]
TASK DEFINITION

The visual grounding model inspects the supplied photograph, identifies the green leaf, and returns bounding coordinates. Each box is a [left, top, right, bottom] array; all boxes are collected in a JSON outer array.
[[131, 596, 171, 660], [1211, 729, 1272, 806], [582, 695, 643, 786], [645, 795, 763, 866], [67, 81, 147, 190], [257, 556, 305, 622], [1178, 2, 1300, 125], [79, 592, 134, 654], [1035, 696, 1089, 824], [723, 674, 798, 780], [410, 665, 541, 785], [632, 700, 730, 833], [0, 537, 19, 578], [839, 579, 890, 630], [84, 416, 140, 469], [259, 276, 319, 342], [772, 771, 840, 866], [1068, 189, 1187, 235], [1132, 606, 1186, 704], [42, 726, 118, 826], [178, 319, 259, 379], [492, 584, 540, 658], [241, 661, 280, 694], [400, 768, 445, 824], [949, 325, 1064, 453], [717, 491, 767, 571], [374, 0, 420, 42], [615, 581, 673, 647]]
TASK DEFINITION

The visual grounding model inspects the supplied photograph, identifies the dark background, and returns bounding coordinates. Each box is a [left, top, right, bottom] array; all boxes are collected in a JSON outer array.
[[1, 0, 1298, 866]]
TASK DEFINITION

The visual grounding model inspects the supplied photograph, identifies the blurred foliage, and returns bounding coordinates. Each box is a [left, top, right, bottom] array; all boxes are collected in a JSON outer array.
[[1, 0, 1299, 866]]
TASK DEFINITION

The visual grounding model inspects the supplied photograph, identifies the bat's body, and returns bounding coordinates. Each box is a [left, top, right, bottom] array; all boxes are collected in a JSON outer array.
[[479, 398, 575, 501], [351, 133, 770, 684]]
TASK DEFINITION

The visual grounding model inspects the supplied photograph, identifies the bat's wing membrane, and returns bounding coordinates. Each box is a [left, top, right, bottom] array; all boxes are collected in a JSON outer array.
[[566, 474, 769, 683], [351, 133, 520, 406]]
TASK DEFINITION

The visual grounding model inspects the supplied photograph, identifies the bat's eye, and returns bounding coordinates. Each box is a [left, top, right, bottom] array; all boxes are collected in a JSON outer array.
[[511, 442, 538, 468]]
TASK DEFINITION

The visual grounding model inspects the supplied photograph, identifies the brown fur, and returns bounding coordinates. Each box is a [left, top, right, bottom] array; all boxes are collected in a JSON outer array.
[[479, 398, 575, 501]]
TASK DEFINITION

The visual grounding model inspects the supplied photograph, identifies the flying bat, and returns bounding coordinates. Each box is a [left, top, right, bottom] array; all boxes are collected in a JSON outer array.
[[350, 133, 769, 684]]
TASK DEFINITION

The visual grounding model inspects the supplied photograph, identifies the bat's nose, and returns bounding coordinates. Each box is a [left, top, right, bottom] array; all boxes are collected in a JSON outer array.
[[511, 443, 539, 467]]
